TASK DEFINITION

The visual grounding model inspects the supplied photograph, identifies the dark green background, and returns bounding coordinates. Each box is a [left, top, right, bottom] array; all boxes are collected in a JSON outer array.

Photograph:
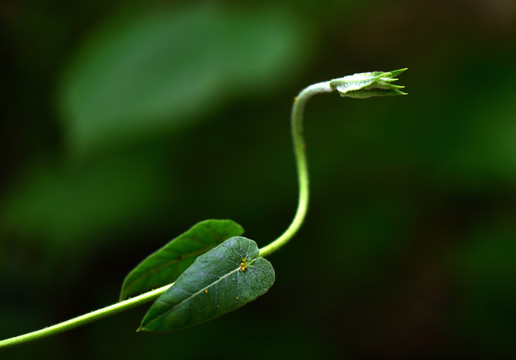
[[1, 0, 516, 358]]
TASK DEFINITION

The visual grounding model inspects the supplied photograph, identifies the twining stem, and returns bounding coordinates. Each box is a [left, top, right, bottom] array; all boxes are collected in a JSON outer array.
[[0, 284, 171, 349], [259, 67, 407, 255], [259, 81, 333, 257], [1, 70, 406, 349], [0, 81, 329, 350]]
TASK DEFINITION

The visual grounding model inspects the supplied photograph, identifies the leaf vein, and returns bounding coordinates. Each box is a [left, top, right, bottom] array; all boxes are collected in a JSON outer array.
[[145, 266, 242, 328], [123, 247, 212, 296]]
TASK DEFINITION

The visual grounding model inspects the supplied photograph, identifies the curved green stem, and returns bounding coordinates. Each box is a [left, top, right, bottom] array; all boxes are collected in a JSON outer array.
[[0, 82, 330, 350], [0, 283, 172, 349], [0, 69, 406, 349], [259, 81, 334, 257], [259, 68, 407, 256]]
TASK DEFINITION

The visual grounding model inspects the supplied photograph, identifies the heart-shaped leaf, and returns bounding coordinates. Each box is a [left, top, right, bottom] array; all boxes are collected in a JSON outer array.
[[120, 219, 243, 300], [139, 236, 274, 332]]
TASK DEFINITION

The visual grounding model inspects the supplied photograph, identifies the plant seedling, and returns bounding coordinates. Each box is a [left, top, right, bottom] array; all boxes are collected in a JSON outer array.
[[0, 69, 407, 348]]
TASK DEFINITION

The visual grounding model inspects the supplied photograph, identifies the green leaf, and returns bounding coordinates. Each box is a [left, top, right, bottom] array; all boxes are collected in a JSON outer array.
[[120, 219, 244, 300], [139, 236, 274, 332]]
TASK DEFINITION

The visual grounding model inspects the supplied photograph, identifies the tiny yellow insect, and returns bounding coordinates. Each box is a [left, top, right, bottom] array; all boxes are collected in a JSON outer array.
[[240, 258, 248, 271], [204, 289, 208, 294]]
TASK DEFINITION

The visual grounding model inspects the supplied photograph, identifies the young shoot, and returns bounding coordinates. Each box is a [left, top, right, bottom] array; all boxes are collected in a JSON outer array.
[[0, 69, 407, 349]]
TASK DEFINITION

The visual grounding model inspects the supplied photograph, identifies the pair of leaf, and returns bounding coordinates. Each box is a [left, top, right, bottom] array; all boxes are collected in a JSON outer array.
[[120, 219, 275, 331]]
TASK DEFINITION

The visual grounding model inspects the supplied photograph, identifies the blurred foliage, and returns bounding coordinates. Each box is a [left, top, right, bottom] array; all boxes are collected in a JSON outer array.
[[454, 216, 516, 356], [59, 6, 308, 156], [0, 146, 170, 253], [1, 0, 516, 358]]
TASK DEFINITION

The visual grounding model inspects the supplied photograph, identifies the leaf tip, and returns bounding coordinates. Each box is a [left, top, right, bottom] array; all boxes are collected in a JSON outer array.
[[136, 325, 145, 333]]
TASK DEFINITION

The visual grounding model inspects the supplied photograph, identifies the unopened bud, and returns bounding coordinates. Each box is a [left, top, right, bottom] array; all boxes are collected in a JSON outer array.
[[329, 68, 407, 99]]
